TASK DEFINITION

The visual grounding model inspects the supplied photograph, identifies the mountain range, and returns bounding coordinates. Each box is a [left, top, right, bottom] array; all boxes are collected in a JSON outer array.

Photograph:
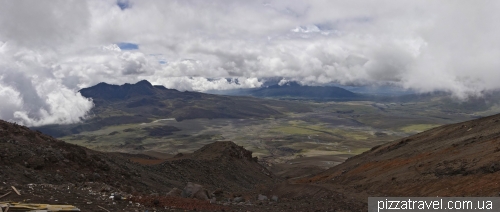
[[207, 80, 362, 100], [35, 80, 311, 137], [250, 81, 360, 100]]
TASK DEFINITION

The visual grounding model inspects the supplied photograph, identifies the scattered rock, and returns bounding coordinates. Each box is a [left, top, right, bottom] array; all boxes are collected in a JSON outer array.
[[258, 194, 268, 201], [233, 196, 244, 203], [101, 186, 111, 192], [91, 172, 101, 181], [271, 195, 279, 202], [181, 182, 209, 200], [166, 188, 182, 197], [211, 188, 223, 197], [210, 197, 217, 204]]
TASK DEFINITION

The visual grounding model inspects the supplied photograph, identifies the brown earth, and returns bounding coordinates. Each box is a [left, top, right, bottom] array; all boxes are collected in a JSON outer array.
[[0, 120, 281, 211], [297, 113, 500, 206], [1, 119, 362, 211], [5, 112, 500, 211]]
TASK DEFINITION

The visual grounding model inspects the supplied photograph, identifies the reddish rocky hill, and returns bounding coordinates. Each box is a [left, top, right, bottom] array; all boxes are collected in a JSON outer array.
[[158, 141, 276, 191], [0, 119, 279, 211], [0, 119, 172, 192], [301, 113, 500, 198]]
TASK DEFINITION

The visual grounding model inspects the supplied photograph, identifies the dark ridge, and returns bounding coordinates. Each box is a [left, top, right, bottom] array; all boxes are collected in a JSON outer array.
[[250, 81, 360, 100], [192, 141, 256, 161], [154, 85, 168, 90], [158, 141, 274, 190], [35, 80, 311, 136], [79, 80, 165, 101]]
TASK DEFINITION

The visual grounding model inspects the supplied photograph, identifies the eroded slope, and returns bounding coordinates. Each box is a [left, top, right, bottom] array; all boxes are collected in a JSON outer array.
[[302, 113, 500, 197]]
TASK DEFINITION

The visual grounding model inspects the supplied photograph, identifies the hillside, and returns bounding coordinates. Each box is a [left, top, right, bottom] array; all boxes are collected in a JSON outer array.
[[35, 80, 311, 137], [0, 119, 280, 211], [300, 113, 500, 198], [79, 80, 303, 122], [10, 111, 500, 210]]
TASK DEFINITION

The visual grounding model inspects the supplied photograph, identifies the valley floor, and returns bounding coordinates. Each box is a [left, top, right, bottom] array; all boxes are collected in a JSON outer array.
[[61, 100, 480, 179]]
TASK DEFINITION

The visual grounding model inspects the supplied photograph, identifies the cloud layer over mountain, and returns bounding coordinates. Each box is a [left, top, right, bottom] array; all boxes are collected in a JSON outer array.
[[1, 0, 499, 125]]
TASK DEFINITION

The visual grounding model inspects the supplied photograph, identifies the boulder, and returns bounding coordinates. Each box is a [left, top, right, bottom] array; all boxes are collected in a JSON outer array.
[[193, 189, 209, 200], [233, 196, 244, 203], [166, 188, 182, 197], [211, 188, 223, 197], [181, 182, 209, 200], [258, 194, 268, 201], [210, 197, 217, 204]]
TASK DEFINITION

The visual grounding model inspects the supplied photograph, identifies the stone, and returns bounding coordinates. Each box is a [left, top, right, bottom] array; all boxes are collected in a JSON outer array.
[[258, 194, 268, 201], [233, 196, 244, 203], [181, 182, 209, 200], [271, 195, 278, 202], [92, 172, 101, 181], [210, 197, 217, 204], [166, 188, 182, 197], [211, 188, 223, 197]]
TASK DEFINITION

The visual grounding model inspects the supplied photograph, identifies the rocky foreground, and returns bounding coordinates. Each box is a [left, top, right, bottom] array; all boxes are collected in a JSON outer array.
[[0, 119, 362, 211], [8, 113, 500, 211]]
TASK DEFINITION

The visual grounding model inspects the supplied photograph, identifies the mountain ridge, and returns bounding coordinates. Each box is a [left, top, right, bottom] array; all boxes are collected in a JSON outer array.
[[79, 80, 188, 102], [207, 80, 362, 100], [35, 80, 311, 137], [299, 112, 500, 198]]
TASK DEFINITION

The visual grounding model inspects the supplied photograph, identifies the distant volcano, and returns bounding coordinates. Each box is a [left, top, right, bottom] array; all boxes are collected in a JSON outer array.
[[35, 80, 311, 137], [249, 81, 360, 100], [79, 80, 171, 100]]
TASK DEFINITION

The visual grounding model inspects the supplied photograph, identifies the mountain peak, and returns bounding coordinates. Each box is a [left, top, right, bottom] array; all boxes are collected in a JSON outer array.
[[136, 80, 153, 87], [192, 141, 256, 161], [79, 80, 159, 101]]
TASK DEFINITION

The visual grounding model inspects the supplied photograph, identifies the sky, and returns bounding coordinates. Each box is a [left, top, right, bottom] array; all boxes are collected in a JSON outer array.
[[0, 0, 499, 126]]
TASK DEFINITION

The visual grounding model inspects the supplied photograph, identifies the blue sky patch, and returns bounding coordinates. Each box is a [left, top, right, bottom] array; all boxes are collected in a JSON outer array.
[[117, 0, 130, 10], [117, 42, 139, 50]]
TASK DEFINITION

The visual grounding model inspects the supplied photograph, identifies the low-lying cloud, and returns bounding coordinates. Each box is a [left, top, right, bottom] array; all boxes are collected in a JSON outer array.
[[1, 0, 499, 125]]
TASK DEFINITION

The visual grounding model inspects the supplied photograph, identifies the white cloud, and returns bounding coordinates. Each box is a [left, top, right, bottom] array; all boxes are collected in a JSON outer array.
[[1, 0, 500, 125], [0, 44, 94, 126], [146, 76, 263, 92], [0, 84, 23, 121]]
